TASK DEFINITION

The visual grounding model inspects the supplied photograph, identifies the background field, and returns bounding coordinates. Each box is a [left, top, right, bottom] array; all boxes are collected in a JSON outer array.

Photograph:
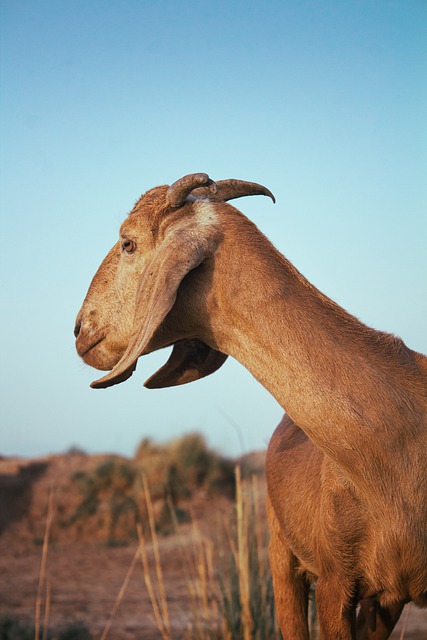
[[1, 444, 426, 639]]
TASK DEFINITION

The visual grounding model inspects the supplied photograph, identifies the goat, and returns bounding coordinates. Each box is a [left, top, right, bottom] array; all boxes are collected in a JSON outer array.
[[75, 173, 427, 639]]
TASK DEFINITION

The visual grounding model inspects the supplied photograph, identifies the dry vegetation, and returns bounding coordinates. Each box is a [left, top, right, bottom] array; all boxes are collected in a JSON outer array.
[[0, 434, 277, 639], [0, 435, 425, 639]]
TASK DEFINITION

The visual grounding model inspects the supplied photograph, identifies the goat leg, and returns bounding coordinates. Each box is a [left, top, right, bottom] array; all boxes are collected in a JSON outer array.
[[316, 576, 357, 639], [268, 498, 310, 639]]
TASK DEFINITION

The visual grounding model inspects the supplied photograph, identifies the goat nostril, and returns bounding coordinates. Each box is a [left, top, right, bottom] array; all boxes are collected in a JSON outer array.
[[74, 319, 82, 338]]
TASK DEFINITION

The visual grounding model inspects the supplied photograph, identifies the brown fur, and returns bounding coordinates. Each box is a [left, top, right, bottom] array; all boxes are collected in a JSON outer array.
[[75, 175, 427, 639]]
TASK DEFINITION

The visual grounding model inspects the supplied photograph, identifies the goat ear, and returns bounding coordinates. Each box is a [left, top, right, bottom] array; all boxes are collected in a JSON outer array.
[[144, 339, 228, 389], [91, 225, 220, 389]]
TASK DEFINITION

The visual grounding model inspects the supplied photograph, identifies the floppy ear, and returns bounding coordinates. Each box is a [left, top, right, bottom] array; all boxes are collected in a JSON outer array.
[[91, 224, 221, 389], [144, 339, 228, 389]]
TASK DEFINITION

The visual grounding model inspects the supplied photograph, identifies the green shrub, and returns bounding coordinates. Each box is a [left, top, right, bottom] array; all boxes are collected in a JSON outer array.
[[206, 456, 236, 498], [66, 459, 138, 540], [171, 432, 212, 486], [169, 432, 236, 497], [94, 459, 135, 492], [65, 472, 99, 524]]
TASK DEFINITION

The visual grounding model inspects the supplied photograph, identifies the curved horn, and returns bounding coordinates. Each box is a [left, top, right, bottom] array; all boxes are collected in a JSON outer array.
[[167, 173, 217, 208], [192, 179, 276, 204]]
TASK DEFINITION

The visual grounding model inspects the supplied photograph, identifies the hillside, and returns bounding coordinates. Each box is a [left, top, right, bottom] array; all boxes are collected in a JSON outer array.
[[0, 448, 426, 639]]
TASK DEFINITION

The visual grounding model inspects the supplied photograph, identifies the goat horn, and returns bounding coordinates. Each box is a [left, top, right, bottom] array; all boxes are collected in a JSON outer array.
[[192, 179, 276, 204], [167, 173, 217, 208]]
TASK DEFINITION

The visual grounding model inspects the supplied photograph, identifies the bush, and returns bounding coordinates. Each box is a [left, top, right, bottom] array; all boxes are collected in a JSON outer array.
[[171, 432, 212, 485], [94, 459, 135, 492], [65, 459, 138, 541], [134, 439, 171, 500], [66, 446, 87, 457], [205, 456, 236, 498], [0, 614, 92, 640], [66, 472, 99, 524], [135, 432, 235, 503], [64, 433, 238, 541], [0, 613, 34, 640], [167, 432, 236, 498]]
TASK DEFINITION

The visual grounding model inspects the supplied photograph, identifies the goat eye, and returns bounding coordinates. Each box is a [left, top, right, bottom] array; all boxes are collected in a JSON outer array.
[[122, 239, 136, 254]]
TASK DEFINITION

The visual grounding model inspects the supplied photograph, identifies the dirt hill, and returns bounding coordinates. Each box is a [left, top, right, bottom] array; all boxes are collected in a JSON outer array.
[[0, 450, 425, 639]]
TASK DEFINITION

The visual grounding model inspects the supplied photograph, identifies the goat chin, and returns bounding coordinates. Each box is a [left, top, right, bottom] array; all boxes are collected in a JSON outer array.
[[76, 173, 427, 639], [77, 335, 125, 372]]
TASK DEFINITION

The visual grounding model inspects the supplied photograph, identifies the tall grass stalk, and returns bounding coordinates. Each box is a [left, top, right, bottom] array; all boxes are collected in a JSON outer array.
[[187, 515, 224, 638], [137, 523, 173, 640], [35, 484, 55, 640], [42, 577, 51, 640], [235, 466, 254, 640], [142, 475, 172, 636], [99, 544, 141, 640]]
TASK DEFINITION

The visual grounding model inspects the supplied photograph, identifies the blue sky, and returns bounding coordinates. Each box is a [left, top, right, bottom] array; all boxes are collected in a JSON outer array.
[[1, 0, 426, 459]]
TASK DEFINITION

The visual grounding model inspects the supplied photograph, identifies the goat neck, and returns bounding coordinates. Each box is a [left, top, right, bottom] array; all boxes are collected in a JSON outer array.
[[201, 206, 427, 490]]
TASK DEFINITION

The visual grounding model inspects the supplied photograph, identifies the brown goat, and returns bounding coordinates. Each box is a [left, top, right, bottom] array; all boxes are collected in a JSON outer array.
[[75, 173, 427, 639]]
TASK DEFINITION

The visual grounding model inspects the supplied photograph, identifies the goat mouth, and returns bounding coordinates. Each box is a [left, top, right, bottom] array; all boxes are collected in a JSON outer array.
[[76, 335, 105, 358]]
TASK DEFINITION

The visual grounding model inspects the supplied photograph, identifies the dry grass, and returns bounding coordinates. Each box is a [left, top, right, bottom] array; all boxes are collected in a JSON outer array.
[[35, 483, 55, 640], [82, 465, 326, 639], [132, 466, 281, 640]]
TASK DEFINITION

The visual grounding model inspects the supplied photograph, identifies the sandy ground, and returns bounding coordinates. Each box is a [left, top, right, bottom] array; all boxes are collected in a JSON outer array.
[[0, 537, 192, 639], [1, 534, 427, 639]]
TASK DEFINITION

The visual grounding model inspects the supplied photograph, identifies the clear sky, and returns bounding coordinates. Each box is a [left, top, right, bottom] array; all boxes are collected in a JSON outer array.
[[1, 0, 426, 459]]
